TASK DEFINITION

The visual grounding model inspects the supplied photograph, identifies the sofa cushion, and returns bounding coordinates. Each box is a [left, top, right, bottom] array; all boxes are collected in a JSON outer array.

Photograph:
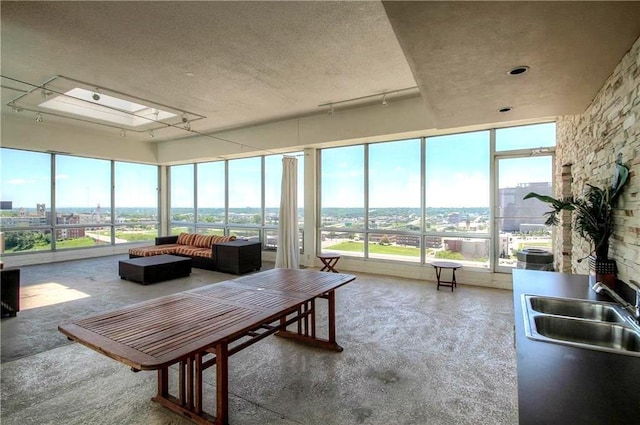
[[176, 232, 197, 246], [129, 244, 180, 257], [192, 234, 214, 248], [214, 235, 237, 244], [174, 245, 213, 259], [192, 234, 237, 248]]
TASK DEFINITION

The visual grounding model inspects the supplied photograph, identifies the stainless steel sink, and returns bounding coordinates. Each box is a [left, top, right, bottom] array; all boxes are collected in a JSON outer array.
[[533, 315, 640, 352], [527, 295, 626, 323], [522, 294, 640, 357]]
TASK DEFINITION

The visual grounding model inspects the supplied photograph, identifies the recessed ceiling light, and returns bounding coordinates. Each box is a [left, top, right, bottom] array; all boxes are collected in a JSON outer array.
[[508, 66, 529, 76], [185, 72, 195, 77], [498, 107, 513, 113]]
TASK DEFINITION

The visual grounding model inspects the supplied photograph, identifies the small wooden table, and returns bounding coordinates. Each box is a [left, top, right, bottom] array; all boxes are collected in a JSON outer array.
[[431, 261, 462, 291], [318, 253, 341, 273]]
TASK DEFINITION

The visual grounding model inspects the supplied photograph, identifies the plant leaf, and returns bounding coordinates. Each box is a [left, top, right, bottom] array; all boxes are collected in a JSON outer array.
[[610, 162, 630, 202]]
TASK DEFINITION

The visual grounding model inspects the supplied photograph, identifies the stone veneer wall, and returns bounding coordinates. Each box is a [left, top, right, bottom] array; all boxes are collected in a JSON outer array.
[[556, 36, 640, 286]]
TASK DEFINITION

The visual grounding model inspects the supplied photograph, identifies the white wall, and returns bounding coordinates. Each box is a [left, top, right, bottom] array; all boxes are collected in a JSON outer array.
[[1, 112, 158, 163]]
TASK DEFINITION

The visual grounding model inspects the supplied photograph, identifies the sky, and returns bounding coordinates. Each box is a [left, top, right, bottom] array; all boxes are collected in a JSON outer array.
[[321, 122, 555, 208], [0, 123, 555, 210], [0, 149, 158, 209]]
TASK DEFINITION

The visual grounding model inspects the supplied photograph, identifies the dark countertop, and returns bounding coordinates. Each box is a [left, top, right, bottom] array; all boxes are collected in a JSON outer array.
[[513, 270, 640, 425]]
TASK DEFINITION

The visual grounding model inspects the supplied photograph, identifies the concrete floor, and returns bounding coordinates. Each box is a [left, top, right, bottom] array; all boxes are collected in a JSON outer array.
[[1, 255, 518, 424]]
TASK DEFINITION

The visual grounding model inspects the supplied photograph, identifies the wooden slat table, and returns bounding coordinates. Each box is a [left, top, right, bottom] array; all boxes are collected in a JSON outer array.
[[58, 268, 356, 425]]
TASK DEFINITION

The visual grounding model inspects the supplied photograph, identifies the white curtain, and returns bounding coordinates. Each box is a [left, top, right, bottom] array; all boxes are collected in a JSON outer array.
[[275, 156, 300, 269]]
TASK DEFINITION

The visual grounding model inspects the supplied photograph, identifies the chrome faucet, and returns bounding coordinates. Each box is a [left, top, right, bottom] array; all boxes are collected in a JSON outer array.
[[592, 281, 640, 322]]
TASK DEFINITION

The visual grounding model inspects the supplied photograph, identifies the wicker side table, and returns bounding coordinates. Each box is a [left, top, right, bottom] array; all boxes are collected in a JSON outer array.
[[215, 240, 262, 275]]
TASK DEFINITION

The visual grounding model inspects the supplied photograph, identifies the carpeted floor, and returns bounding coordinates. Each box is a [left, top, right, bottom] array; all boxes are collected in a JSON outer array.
[[1, 254, 518, 424]]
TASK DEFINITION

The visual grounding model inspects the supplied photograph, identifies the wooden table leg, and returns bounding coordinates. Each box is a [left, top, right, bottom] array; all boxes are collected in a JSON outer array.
[[310, 298, 316, 339], [276, 291, 343, 352], [216, 343, 229, 425], [153, 353, 220, 425], [327, 290, 337, 345], [179, 360, 186, 405], [158, 367, 169, 398], [187, 356, 194, 411], [194, 352, 203, 415]]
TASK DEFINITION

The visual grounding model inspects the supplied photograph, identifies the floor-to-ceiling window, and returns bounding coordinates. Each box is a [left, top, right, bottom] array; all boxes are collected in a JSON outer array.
[[320, 145, 365, 257], [196, 161, 226, 234], [368, 139, 421, 262], [2, 122, 552, 270], [228, 157, 262, 241], [0, 148, 159, 255], [169, 164, 195, 235], [425, 131, 491, 267], [318, 122, 555, 272], [114, 162, 159, 244], [167, 152, 304, 249], [55, 155, 112, 248], [0, 149, 52, 253], [494, 123, 556, 272]]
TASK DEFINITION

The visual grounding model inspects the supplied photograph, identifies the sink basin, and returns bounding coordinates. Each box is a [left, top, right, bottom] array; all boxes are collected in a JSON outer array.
[[522, 294, 640, 357], [533, 315, 640, 353], [526, 295, 626, 323]]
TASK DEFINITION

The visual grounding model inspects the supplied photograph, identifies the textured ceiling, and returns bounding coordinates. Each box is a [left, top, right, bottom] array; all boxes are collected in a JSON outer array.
[[383, 1, 640, 128], [1, 1, 416, 141], [2, 1, 640, 143]]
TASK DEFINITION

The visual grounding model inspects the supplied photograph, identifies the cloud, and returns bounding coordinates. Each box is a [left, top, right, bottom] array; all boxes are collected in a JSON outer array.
[[7, 179, 27, 185], [55, 174, 69, 180]]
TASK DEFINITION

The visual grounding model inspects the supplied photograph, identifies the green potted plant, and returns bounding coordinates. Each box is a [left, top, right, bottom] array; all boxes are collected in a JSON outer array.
[[523, 158, 630, 283]]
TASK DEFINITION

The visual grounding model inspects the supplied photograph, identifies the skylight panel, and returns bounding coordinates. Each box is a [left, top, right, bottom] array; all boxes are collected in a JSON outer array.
[[39, 88, 176, 127]]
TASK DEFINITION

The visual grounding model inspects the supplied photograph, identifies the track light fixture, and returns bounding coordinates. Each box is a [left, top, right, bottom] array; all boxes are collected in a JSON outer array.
[[181, 112, 191, 130], [148, 130, 154, 138], [35, 112, 43, 123], [328, 104, 335, 115], [318, 86, 418, 111], [120, 129, 126, 137]]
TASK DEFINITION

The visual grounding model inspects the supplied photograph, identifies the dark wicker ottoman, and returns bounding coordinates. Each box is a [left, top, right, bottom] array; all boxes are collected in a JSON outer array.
[[119, 255, 191, 285]]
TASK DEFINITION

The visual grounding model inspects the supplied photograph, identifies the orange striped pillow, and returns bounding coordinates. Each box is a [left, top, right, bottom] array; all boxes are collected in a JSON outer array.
[[210, 235, 237, 246], [193, 234, 213, 248], [177, 232, 196, 246]]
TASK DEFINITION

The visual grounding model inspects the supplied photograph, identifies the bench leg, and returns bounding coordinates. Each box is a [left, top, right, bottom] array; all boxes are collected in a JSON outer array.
[[152, 349, 224, 425]]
